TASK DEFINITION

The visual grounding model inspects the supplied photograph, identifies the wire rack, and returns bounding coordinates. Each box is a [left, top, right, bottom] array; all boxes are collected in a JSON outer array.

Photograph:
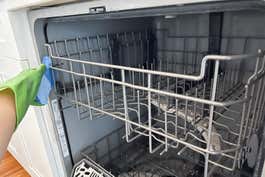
[[80, 126, 204, 177], [45, 30, 265, 177]]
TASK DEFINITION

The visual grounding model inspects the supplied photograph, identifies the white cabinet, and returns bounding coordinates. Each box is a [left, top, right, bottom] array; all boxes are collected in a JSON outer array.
[[0, 3, 20, 59], [14, 108, 55, 177]]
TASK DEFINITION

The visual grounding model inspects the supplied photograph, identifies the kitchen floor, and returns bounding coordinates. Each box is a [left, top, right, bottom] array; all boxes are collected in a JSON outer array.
[[0, 151, 30, 177]]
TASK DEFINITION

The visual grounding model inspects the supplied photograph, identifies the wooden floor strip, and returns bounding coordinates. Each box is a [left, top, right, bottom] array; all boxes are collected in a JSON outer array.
[[0, 152, 30, 177]]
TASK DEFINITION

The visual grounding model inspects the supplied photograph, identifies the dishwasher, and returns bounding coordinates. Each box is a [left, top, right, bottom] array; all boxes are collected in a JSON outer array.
[[30, 1, 265, 177]]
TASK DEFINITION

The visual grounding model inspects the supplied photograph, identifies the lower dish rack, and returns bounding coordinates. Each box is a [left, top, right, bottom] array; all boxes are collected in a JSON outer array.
[[46, 38, 265, 177], [78, 127, 204, 177]]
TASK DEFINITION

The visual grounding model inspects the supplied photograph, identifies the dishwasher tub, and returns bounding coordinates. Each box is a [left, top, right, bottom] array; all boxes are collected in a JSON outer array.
[[33, 6, 265, 177]]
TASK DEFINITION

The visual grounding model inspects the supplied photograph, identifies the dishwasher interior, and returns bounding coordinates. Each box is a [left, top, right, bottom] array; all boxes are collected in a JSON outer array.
[[34, 8, 265, 177]]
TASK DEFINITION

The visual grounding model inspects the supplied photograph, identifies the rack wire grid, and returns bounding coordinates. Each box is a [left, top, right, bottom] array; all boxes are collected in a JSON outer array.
[[45, 29, 265, 177], [81, 126, 208, 177]]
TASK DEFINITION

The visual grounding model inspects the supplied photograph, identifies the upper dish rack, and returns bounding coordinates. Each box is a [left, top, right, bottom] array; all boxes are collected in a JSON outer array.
[[45, 30, 265, 177]]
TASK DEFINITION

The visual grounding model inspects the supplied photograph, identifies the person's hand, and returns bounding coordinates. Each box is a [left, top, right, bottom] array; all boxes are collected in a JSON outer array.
[[0, 65, 46, 127]]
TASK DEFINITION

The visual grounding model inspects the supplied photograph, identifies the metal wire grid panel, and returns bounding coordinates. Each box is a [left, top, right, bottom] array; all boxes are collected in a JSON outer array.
[[81, 126, 203, 177], [45, 30, 265, 177]]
